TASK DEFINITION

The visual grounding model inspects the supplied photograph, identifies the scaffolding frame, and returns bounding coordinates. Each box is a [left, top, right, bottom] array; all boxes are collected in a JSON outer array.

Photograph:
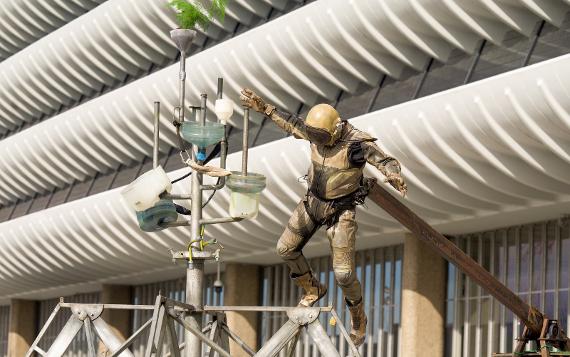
[[26, 295, 361, 357]]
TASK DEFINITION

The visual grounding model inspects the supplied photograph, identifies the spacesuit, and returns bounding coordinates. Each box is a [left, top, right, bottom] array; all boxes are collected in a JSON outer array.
[[240, 88, 407, 346]]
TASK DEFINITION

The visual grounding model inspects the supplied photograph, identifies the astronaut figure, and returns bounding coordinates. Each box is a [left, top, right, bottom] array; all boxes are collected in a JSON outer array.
[[241, 88, 407, 346]]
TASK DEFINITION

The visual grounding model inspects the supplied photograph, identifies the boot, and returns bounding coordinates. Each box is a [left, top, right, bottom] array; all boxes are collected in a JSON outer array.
[[291, 272, 327, 307], [347, 297, 367, 347]]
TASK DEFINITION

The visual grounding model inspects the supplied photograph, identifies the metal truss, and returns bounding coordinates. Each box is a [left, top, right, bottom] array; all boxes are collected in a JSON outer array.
[[26, 295, 361, 357]]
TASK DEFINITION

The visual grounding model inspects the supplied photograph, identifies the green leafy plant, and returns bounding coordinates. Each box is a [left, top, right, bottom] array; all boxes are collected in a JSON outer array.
[[169, 0, 228, 30]]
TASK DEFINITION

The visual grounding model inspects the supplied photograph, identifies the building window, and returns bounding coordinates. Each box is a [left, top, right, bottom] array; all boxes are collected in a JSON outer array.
[[445, 220, 570, 356], [260, 245, 403, 357], [37, 292, 101, 356], [0, 305, 8, 357]]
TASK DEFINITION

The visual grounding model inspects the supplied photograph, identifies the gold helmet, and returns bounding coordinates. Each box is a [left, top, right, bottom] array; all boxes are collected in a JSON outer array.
[[305, 104, 343, 146]]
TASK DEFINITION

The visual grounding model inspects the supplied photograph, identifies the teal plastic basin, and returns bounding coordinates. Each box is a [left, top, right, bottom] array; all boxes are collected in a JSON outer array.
[[180, 121, 224, 147], [136, 199, 178, 232]]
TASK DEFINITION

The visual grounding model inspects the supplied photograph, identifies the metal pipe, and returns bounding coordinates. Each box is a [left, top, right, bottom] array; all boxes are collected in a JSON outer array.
[[367, 183, 544, 335], [185, 262, 203, 357], [203, 306, 333, 312], [217, 78, 223, 99], [220, 324, 256, 356], [190, 106, 200, 122], [184, 94, 207, 357], [161, 221, 191, 227], [25, 304, 62, 357], [179, 50, 186, 124], [254, 320, 299, 357], [306, 320, 342, 357], [162, 193, 192, 201], [201, 79, 228, 191], [153, 102, 160, 169], [200, 94, 207, 125], [330, 309, 360, 357], [199, 217, 244, 225], [170, 314, 231, 357], [109, 319, 153, 357], [242, 108, 249, 176], [59, 303, 155, 310]]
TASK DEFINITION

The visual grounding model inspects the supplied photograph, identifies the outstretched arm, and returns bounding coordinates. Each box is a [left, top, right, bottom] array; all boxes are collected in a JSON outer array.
[[362, 141, 407, 196], [240, 88, 308, 140]]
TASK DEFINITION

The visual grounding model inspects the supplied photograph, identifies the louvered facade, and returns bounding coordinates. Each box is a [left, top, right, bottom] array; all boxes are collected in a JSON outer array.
[[0, 1, 569, 356]]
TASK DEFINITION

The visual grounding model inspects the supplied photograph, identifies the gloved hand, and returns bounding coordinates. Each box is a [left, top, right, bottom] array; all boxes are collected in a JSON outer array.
[[240, 88, 267, 113], [385, 172, 407, 197]]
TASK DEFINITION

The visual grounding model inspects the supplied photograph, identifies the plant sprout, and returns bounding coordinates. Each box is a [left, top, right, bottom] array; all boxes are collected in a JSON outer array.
[[169, 0, 229, 30]]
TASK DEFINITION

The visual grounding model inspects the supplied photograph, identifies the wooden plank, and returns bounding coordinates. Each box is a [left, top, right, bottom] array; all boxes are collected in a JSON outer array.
[[367, 183, 543, 335]]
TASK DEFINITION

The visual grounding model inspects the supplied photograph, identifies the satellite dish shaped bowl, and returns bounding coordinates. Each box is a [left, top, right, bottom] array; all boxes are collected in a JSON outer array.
[[136, 199, 178, 232], [180, 121, 225, 147], [226, 172, 266, 219]]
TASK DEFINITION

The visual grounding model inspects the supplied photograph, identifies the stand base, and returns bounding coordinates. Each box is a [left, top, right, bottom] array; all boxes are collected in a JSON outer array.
[[26, 295, 362, 357], [492, 318, 570, 357]]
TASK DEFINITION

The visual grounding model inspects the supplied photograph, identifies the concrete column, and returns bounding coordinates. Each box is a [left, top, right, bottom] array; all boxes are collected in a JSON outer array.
[[99, 285, 132, 354], [224, 263, 261, 357], [401, 233, 446, 357], [7, 299, 37, 357]]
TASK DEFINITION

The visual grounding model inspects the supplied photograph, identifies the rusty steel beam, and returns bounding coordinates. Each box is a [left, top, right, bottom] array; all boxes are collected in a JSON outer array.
[[367, 183, 544, 336]]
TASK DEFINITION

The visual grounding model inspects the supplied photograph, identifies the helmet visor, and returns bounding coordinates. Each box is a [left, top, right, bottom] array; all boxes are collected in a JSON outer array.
[[306, 126, 332, 145]]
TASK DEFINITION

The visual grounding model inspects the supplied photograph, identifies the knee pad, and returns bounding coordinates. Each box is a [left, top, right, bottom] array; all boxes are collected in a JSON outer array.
[[334, 269, 355, 287], [276, 239, 296, 258]]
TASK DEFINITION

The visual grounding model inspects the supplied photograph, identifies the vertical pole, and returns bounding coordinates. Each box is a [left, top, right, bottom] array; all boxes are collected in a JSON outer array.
[[179, 50, 186, 123], [153, 102, 160, 169], [218, 78, 228, 176], [217, 78, 223, 100], [185, 94, 207, 357], [242, 108, 249, 176]]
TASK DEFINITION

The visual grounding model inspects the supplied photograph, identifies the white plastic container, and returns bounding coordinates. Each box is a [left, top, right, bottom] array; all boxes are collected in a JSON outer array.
[[226, 172, 266, 219], [215, 98, 234, 125], [121, 166, 172, 212]]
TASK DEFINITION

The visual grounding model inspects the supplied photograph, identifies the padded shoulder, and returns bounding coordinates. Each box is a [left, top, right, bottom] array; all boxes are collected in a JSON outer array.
[[342, 123, 377, 142]]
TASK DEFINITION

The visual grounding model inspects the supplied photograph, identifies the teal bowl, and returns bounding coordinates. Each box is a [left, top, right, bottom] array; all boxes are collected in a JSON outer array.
[[180, 121, 224, 147], [136, 199, 178, 232]]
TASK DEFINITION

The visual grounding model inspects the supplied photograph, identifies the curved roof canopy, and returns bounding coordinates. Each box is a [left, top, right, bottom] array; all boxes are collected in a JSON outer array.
[[0, 0, 566, 131], [1, 55, 569, 301], [0, 0, 569, 205]]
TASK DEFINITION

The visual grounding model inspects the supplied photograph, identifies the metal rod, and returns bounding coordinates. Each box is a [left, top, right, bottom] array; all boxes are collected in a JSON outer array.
[[201, 79, 228, 191], [184, 94, 207, 357], [242, 108, 249, 176], [161, 221, 191, 227], [200, 217, 244, 225], [306, 320, 342, 357], [367, 183, 544, 335], [59, 303, 155, 310], [254, 320, 300, 357], [109, 319, 153, 357], [162, 193, 192, 201], [220, 324, 256, 356], [200, 94, 207, 126], [26, 304, 62, 357], [217, 78, 223, 99], [83, 319, 97, 357], [170, 313, 231, 357], [93, 318, 135, 357], [162, 217, 245, 227], [166, 317, 182, 357], [179, 51, 186, 123], [330, 309, 360, 357], [153, 102, 160, 169], [203, 306, 333, 312]]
